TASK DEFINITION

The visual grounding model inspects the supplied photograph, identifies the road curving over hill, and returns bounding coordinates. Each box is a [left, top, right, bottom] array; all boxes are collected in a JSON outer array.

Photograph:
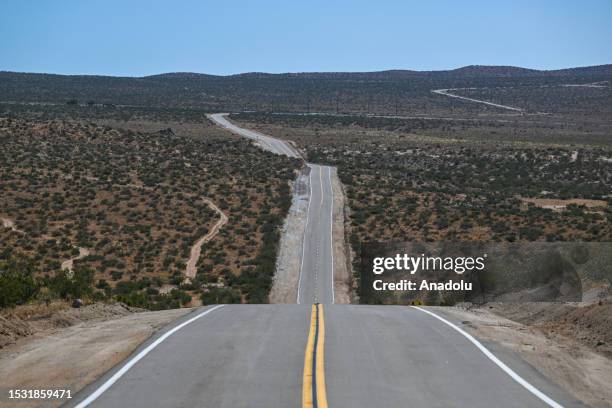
[[208, 113, 344, 305], [65, 115, 584, 408], [208, 113, 301, 158]]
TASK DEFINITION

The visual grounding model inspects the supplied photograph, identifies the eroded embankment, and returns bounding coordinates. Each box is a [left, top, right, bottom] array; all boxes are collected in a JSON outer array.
[[440, 305, 612, 408], [0, 303, 189, 408]]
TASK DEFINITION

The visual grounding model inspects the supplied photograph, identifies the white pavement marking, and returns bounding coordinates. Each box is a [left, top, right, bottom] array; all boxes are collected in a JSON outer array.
[[412, 306, 563, 408], [74, 305, 224, 408], [319, 165, 324, 206], [297, 166, 313, 304]]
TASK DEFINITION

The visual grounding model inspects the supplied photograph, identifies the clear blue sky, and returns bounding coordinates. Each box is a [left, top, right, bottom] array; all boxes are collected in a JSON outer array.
[[1, 0, 611, 76]]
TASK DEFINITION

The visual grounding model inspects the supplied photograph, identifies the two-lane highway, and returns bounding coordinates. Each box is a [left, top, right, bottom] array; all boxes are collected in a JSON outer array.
[[208, 113, 336, 305], [66, 115, 585, 408], [68, 304, 583, 408], [297, 164, 335, 305]]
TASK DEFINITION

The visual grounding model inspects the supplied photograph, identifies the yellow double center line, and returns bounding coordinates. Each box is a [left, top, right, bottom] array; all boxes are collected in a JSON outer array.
[[302, 304, 328, 408]]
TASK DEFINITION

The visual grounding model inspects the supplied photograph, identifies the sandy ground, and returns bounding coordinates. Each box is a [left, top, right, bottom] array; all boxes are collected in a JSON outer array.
[[519, 197, 607, 212], [439, 305, 612, 408], [1, 217, 24, 234], [330, 167, 350, 304], [0, 303, 189, 408], [184, 198, 228, 279], [270, 168, 309, 303], [60, 247, 91, 273], [485, 299, 612, 357]]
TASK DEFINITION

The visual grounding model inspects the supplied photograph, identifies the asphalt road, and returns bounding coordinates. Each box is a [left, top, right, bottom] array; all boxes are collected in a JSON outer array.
[[208, 113, 301, 158], [68, 305, 583, 408], [297, 164, 335, 305], [67, 116, 583, 408], [209, 113, 335, 305], [325, 305, 582, 408]]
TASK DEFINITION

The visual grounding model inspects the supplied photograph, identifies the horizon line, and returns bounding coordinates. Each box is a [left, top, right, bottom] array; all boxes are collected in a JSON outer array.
[[1, 63, 611, 79]]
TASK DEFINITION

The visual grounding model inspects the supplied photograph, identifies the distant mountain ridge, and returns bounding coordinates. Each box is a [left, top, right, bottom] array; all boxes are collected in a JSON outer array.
[[1, 64, 611, 112], [143, 64, 612, 80]]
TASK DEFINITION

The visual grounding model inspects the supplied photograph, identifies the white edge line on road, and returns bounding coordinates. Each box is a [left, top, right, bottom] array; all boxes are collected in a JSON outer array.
[[319, 165, 324, 206], [328, 166, 334, 304], [74, 305, 225, 408], [297, 165, 313, 304], [411, 306, 563, 408]]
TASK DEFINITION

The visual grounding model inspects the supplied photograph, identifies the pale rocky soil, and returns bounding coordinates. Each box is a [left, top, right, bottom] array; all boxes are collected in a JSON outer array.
[[0, 302, 188, 408], [1, 217, 23, 234], [519, 197, 608, 212], [60, 247, 90, 273], [330, 166, 351, 304], [270, 168, 309, 303], [439, 301, 612, 408]]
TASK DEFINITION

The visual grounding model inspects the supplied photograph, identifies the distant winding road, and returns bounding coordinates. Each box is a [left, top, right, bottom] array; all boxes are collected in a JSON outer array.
[[432, 88, 525, 112], [208, 113, 301, 158]]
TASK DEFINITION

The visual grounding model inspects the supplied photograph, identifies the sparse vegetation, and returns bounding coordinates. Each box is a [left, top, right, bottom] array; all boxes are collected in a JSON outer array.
[[231, 112, 611, 247], [0, 115, 299, 308]]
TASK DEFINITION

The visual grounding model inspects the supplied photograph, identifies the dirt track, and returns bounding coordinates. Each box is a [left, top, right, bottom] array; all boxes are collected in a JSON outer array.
[[1, 217, 23, 233], [184, 198, 227, 279], [60, 247, 91, 273]]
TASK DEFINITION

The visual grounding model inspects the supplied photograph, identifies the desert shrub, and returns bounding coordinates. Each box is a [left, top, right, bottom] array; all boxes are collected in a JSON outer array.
[[201, 287, 241, 305], [48, 265, 94, 300], [0, 255, 38, 307]]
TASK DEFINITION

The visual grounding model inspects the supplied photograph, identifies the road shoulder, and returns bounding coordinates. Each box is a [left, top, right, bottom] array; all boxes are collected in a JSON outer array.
[[436, 306, 612, 408], [0, 304, 189, 408]]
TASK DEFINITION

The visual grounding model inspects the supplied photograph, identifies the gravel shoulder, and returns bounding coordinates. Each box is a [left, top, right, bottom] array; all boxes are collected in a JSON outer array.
[[270, 167, 309, 303], [438, 304, 612, 408], [0, 303, 189, 408], [330, 166, 350, 304]]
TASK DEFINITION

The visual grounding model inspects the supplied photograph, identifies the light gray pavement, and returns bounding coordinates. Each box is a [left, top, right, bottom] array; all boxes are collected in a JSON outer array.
[[325, 305, 583, 408], [67, 305, 310, 408], [208, 113, 301, 158], [67, 305, 583, 408], [297, 164, 335, 305]]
